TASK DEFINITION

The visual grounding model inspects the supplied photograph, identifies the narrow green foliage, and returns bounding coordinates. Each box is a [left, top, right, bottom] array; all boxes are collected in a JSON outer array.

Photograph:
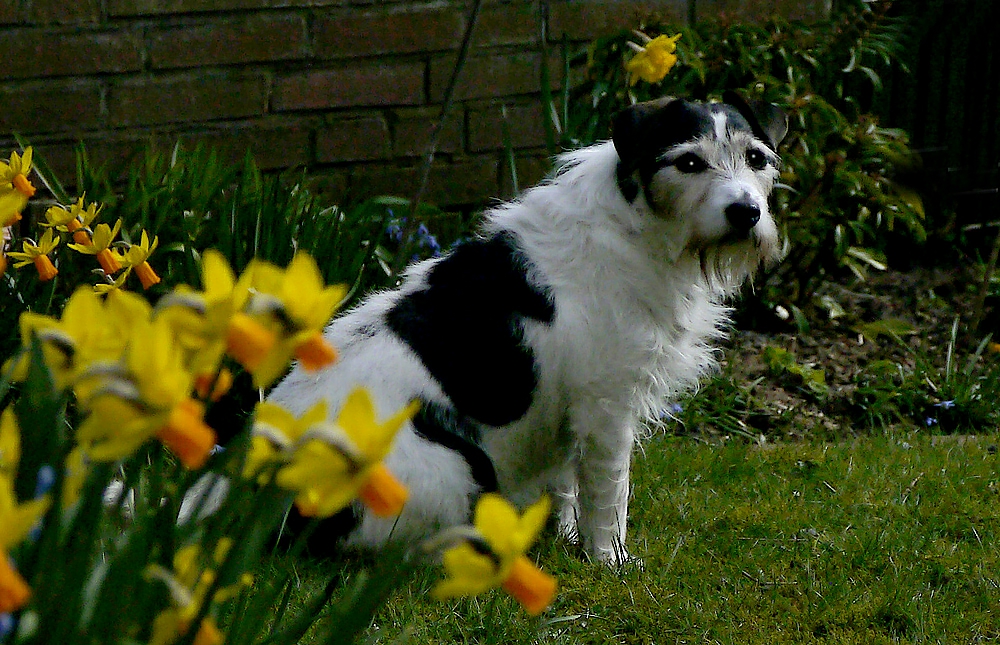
[[850, 325, 1000, 433]]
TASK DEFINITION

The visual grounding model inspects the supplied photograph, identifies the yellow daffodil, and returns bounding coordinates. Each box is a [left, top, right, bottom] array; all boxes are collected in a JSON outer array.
[[158, 251, 342, 389], [625, 32, 681, 86], [238, 254, 345, 385], [147, 538, 251, 645], [93, 266, 131, 295], [1, 252, 7, 278], [0, 408, 51, 613], [0, 148, 36, 227], [76, 317, 216, 468], [156, 250, 265, 381], [42, 197, 101, 245], [249, 390, 418, 518], [122, 229, 161, 289], [7, 228, 59, 282], [12, 287, 148, 391], [430, 494, 556, 615], [68, 218, 122, 276]]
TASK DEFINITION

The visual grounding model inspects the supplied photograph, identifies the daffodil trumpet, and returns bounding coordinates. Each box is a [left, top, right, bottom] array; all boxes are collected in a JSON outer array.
[[11, 173, 35, 198], [225, 313, 277, 372], [293, 330, 338, 372], [0, 555, 31, 613], [156, 398, 217, 470], [357, 463, 409, 517], [501, 556, 558, 616], [33, 254, 58, 282]]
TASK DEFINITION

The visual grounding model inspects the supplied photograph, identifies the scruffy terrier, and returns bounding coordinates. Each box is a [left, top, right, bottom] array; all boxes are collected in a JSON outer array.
[[269, 92, 788, 564]]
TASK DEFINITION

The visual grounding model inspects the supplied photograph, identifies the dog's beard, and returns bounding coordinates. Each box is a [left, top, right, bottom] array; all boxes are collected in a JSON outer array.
[[697, 233, 776, 293]]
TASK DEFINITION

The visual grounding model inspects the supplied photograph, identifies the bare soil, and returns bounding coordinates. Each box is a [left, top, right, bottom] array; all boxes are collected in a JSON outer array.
[[714, 264, 997, 440]]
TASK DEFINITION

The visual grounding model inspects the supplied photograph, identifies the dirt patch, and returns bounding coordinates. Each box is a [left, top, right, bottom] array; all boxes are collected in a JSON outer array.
[[710, 264, 997, 440]]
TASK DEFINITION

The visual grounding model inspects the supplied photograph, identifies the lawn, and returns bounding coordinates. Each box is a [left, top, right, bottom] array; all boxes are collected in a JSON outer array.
[[258, 431, 1000, 644]]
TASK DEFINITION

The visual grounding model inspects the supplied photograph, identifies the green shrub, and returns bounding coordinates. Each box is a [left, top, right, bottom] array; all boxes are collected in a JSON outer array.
[[549, 1, 925, 313]]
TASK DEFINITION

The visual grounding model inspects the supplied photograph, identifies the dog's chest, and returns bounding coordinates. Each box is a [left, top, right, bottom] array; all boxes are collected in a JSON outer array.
[[546, 282, 723, 416]]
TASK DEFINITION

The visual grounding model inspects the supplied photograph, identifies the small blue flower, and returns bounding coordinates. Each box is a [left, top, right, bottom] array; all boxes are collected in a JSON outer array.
[[934, 400, 956, 409], [385, 223, 403, 243], [34, 464, 56, 498], [0, 613, 15, 640], [925, 417, 938, 427]]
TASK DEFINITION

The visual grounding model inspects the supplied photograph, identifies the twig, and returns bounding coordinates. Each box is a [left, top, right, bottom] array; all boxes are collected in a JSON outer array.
[[390, 0, 483, 278]]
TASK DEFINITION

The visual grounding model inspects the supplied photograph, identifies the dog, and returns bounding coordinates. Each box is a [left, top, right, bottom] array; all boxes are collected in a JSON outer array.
[[268, 92, 788, 565]]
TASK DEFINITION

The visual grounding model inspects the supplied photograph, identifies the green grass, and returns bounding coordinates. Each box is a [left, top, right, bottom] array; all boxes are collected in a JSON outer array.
[[260, 433, 1000, 644]]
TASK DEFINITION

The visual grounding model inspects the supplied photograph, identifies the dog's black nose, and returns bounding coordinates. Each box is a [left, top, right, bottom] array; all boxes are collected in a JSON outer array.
[[725, 201, 761, 234]]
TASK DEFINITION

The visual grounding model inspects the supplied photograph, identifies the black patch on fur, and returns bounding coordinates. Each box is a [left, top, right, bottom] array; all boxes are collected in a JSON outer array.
[[612, 97, 763, 200], [412, 401, 498, 494], [722, 90, 789, 151], [615, 165, 640, 202], [385, 232, 555, 427]]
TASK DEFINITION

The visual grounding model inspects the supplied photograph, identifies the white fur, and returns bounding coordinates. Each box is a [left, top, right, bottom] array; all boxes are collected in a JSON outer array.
[[269, 113, 783, 564]]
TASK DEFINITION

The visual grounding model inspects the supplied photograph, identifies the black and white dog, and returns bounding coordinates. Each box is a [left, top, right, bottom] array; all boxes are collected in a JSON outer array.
[[269, 93, 788, 564]]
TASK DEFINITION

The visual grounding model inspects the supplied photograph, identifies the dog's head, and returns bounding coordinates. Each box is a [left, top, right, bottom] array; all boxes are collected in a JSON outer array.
[[612, 92, 788, 267]]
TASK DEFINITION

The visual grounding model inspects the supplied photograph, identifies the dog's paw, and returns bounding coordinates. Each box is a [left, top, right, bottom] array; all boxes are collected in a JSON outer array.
[[587, 544, 641, 570]]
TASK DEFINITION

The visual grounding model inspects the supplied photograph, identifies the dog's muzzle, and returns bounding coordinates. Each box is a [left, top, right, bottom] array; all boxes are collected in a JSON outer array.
[[724, 200, 761, 236]]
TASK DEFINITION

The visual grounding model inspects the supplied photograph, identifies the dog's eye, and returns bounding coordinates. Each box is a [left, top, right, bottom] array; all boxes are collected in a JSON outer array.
[[746, 149, 769, 170], [673, 153, 707, 174]]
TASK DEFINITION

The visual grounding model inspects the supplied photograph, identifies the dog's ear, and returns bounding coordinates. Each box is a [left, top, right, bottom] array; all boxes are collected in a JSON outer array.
[[722, 90, 789, 151], [611, 96, 678, 173]]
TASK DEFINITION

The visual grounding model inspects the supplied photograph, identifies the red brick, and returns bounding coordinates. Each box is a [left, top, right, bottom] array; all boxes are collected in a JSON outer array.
[[0, 30, 142, 80], [695, 0, 828, 23], [314, 6, 463, 58], [0, 1, 18, 25], [548, 1, 688, 41], [430, 52, 547, 102], [107, 0, 347, 17], [27, 0, 101, 24], [107, 73, 269, 127], [181, 122, 312, 170], [0, 80, 103, 134], [468, 102, 547, 152], [392, 107, 463, 158], [349, 156, 498, 206], [29, 137, 150, 190], [273, 63, 424, 111], [478, 3, 539, 48], [149, 14, 308, 69], [109, 0, 306, 17], [304, 170, 350, 203], [316, 117, 391, 163]]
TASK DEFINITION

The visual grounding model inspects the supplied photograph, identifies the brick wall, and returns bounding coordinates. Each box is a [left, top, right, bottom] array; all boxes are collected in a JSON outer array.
[[0, 0, 826, 210]]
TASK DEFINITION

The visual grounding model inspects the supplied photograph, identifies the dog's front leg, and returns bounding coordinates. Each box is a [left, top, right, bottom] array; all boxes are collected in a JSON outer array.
[[572, 405, 635, 566]]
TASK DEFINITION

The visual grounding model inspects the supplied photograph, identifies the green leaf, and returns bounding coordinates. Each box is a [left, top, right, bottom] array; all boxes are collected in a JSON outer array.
[[853, 318, 919, 343]]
